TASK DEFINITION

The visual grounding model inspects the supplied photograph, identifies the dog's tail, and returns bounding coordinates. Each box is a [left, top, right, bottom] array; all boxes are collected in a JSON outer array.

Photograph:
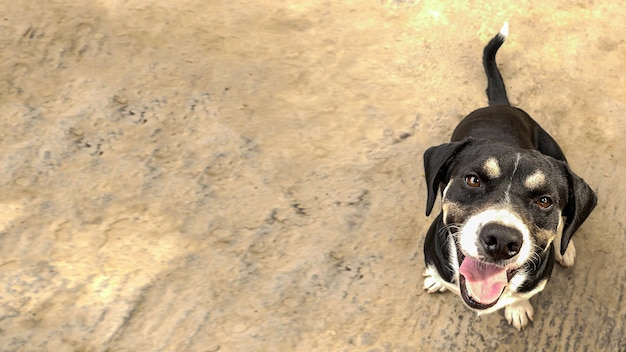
[[483, 22, 510, 106]]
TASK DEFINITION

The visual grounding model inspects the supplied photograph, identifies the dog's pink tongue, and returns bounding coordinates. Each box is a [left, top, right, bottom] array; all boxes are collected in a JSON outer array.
[[459, 258, 507, 304]]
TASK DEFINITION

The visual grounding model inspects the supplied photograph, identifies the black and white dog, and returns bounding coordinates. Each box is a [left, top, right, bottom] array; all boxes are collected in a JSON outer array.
[[422, 23, 597, 330]]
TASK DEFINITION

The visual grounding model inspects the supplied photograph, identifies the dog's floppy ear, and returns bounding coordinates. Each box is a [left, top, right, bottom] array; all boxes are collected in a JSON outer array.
[[423, 139, 472, 216], [560, 165, 597, 255]]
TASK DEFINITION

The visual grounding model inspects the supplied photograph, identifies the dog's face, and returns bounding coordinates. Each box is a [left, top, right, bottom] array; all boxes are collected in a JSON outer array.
[[440, 142, 566, 309], [424, 139, 596, 311]]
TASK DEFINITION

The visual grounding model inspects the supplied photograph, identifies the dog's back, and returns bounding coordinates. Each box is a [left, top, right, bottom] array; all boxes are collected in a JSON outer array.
[[450, 23, 567, 163]]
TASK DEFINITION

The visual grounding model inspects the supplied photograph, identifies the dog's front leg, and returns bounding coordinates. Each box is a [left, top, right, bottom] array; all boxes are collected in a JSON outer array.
[[423, 267, 448, 293], [555, 239, 576, 268], [504, 300, 534, 331]]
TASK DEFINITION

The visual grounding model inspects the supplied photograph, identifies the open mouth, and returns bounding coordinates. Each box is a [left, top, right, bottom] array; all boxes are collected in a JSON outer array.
[[457, 251, 517, 310]]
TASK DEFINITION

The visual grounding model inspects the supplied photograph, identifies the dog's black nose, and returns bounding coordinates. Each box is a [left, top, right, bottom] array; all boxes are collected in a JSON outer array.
[[479, 223, 523, 261]]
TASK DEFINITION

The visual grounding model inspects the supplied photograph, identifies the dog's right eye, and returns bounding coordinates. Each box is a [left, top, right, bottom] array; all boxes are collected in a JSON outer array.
[[464, 175, 481, 187]]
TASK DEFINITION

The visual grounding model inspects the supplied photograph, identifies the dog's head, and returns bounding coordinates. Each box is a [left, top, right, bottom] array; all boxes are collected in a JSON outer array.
[[423, 138, 597, 310]]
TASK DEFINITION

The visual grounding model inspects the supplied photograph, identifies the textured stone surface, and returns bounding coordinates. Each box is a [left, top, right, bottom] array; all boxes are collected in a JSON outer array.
[[0, 1, 624, 351]]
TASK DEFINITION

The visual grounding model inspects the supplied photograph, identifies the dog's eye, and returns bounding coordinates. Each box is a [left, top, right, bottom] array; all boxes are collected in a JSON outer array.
[[464, 175, 481, 187], [535, 196, 553, 209]]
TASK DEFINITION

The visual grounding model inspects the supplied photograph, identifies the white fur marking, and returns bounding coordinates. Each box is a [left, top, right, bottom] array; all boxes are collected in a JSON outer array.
[[505, 153, 522, 203], [457, 207, 532, 268], [500, 22, 509, 38], [442, 180, 454, 225], [442, 179, 453, 202], [511, 153, 521, 177]]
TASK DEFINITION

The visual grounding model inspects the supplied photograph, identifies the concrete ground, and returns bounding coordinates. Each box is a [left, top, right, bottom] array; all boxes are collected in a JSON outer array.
[[0, 1, 624, 351]]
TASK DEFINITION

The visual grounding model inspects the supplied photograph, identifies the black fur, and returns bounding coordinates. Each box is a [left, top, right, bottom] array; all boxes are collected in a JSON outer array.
[[422, 26, 597, 315], [483, 32, 509, 106]]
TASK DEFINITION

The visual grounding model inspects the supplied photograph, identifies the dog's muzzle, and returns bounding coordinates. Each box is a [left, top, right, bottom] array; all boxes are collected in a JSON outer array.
[[457, 223, 523, 309]]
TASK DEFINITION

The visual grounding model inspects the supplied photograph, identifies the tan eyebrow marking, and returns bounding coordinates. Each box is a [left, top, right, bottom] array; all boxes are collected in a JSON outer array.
[[483, 157, 501, 178], [524, 170, 546, 189]]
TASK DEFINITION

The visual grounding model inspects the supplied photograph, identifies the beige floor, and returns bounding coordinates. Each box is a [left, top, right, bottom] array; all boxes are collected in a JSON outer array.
[[0, 1, 624, 351]]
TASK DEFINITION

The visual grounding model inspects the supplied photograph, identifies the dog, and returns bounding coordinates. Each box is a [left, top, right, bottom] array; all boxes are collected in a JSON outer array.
[[421, 22, 597, 330]]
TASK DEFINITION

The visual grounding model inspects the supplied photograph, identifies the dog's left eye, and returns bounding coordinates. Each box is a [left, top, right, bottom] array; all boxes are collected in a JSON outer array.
[[464, 175, 481, 187], [535, 196, 553, 209]]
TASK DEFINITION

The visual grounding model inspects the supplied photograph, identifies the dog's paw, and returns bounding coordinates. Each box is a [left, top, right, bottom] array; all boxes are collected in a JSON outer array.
[[555, 239, 576, 268], [423, 270, 447, 293], [504, 300, 534, 331]]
